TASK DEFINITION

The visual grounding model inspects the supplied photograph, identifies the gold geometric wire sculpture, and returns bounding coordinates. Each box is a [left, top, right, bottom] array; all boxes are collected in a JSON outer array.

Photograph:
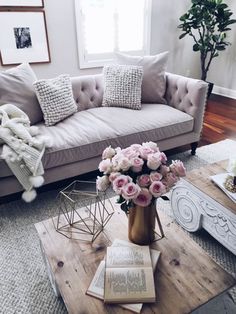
[[54, 180, 114, 242]]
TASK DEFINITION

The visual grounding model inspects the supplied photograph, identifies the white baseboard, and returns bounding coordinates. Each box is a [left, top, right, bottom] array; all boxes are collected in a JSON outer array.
[[213, 85, 236, 99]]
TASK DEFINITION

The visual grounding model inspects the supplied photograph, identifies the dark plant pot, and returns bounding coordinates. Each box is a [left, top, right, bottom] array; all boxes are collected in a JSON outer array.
[[206, 81, 214, 99]]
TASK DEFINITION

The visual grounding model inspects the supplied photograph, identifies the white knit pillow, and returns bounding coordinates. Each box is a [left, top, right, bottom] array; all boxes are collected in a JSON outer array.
[[102, 65, 143, 110], [33, 74, 77, 126]]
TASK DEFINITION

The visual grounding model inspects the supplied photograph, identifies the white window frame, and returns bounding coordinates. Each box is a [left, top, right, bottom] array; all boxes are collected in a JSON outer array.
[[75, 0, 152, 69]]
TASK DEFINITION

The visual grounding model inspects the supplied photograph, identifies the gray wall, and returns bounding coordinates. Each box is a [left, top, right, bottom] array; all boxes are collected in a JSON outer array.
[[0, 0, 99, 78], [1, 0, 236, 90], [151, 0, 236, 90]]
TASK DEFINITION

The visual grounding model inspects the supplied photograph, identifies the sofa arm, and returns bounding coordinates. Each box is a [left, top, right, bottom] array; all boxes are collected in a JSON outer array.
[[165, 72, 208, 134]]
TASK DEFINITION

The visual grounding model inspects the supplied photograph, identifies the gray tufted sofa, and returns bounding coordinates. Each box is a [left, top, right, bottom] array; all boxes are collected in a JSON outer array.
[[0, 72, 208, 198]]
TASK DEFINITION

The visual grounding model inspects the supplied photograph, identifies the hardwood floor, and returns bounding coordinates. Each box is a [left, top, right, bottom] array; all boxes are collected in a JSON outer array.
[[166, 94, 236, 156], [201, 94, 236, 145]]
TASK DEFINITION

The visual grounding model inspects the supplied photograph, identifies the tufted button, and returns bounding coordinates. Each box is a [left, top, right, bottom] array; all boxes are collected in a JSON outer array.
[[95, 85, 99, 90], [90, 96, 94, 101], [81, 86, 84, 92], [76, 98, 80, 103]]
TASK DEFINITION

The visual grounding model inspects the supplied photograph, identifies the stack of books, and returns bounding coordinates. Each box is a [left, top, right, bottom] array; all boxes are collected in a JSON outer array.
[[86, 239, 161, 313]]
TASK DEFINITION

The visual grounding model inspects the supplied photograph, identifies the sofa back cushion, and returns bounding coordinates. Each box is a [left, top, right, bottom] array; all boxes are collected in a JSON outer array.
[[0, 63, 43, 124], [71, 74, 104, 111], [115, 51, 169, 104]]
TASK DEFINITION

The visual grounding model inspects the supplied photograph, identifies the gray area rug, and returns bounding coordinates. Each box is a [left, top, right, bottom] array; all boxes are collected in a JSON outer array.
[[0, 139, 236, 314]]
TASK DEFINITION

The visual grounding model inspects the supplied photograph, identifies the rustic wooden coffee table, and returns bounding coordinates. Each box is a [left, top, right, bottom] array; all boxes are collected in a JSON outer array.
[[35, 196, 235, 314], [171, 160, 236, 255]]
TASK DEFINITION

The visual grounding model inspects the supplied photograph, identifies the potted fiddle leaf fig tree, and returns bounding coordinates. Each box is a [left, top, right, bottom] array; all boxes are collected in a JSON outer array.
[[178, 0, 236, 95]]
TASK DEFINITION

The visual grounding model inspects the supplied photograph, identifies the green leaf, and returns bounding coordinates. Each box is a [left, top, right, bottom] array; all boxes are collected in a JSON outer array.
[[212, 34, 219, 42], [116, 195, 125, 204], [161, 195, 170, 201], [218, 3, 228, 10], [179, 13, 189, 21], [121, 202, 128, 213], [193, 43, 200, 51], [216, 45, 226, 50], [179, 33, 188, 39], [225, 19, 236, 26]]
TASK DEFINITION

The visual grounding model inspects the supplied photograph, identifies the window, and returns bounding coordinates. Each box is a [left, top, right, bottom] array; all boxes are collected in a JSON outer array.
[[75, 0, 152, 69]]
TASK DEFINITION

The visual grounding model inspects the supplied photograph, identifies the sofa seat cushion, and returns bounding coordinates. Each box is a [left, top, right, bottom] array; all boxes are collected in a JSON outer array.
[[0, 104, 193, 178]]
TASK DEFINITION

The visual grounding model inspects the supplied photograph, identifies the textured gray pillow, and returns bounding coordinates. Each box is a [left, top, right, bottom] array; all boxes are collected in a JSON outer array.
[[0, 63, 43, 125], [115, 51, 169, 104], [33, 74, 77, 126], [102, 65, 143, 110]]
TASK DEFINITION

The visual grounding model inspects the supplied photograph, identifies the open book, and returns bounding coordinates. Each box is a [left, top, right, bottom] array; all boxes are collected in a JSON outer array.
[[86, 239, 160, 313]]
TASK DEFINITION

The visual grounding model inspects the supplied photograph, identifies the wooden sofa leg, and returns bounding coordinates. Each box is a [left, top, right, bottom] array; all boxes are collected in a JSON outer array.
[[191, 142, 198, 155]]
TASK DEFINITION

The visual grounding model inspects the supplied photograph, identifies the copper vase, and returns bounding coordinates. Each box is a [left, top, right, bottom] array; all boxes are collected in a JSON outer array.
[[128, 202, 156, 245]]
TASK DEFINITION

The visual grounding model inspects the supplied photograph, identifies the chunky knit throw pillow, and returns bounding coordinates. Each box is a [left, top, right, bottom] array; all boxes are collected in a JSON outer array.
[[33, 74, 77, 126], [102, 65, 143, 110]]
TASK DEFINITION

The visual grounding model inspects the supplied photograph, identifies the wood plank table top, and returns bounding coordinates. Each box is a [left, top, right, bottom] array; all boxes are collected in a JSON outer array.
[[35, 197, 236, 314], [185, 160, 236, 215]]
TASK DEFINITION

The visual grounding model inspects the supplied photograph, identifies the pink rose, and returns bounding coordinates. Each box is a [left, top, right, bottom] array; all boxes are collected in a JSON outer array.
[[150, 171, 163, 182], [133, 188, 152, 207], [147, 153, 162, 170], [102, 146, 116, 159], [159, 165, 170, 176], [139, 146, 154, 159], [115, 147, 122, 154], [149, 181, 166, 197], [98, 159, 112, 174], [109, 172, 121, 183], [112, 175, 132, 194], [118, 157, 131, 171], [96, 175, 110, 191], [160, 152, 167, 164], [131, 157, 144, 173], [130, 144, 142, 152], [162, 172, 179, 191], [122, 147, 139, 159], [137, 174, 151, 187], [122, 182, 141, 200], [142, 141, 160, 152], [170, 160, 186, 177], [111, 153, 123, 171], [112, 153, 122, 164]]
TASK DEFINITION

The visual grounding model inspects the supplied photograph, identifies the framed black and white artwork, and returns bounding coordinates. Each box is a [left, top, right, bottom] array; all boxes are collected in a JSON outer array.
[[0, 10, 50, 65], [0, 0, 44, 7]]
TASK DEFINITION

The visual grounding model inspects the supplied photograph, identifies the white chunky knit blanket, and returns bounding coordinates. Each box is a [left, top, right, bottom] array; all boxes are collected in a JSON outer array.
[[0, 104, 50, 202]]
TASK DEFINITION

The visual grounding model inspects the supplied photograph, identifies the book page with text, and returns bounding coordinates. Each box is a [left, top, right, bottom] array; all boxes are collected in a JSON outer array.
[[106, 246, 151, 268], [105, 267, 155, 303], [87, 239, 160, 311], [112, 239, 161, 269]]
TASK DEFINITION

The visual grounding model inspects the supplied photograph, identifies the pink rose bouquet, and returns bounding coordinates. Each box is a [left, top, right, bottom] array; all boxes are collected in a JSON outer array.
[[97, 142, 186, 213]]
